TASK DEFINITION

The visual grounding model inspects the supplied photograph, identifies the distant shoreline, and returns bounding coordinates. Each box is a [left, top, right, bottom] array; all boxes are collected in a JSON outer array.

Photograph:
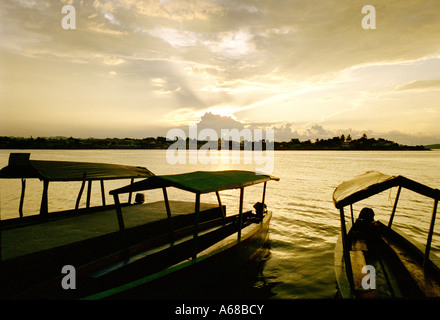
[[0, 135, 433, 151]]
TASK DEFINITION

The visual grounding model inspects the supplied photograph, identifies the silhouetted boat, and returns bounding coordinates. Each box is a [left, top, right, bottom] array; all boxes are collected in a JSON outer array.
[[0, 153, 278, 299], [333, 171, 440, 298]]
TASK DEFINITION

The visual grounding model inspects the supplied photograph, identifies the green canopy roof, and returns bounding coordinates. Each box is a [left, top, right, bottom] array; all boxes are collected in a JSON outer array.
[[0, 153, 154, 181], [110, 170, 279, 195], [333, 171, 440, 209]]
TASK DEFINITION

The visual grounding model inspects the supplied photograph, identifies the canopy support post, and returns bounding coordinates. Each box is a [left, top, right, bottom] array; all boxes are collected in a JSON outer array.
[[39, 180, 49, 219], [0, 203, 2, 262], [193, 193, 200, 259], [388, 186, 402, 228], [75, 173, 86, 211], [261, 182, 267, 225], [238, 187, 244, 241], [340, 207, 354, 294], [350, 204, 354, 225], [425, 199, 438, 266], [19, 178, 26, 218], [113, 194, 129, 258], [128, 178, 134, 204], [262, 181, 267, 205], [100, 180, 106, 206], [86, 180, 92, 209], [216, 191, 226, 225], [162, 187, 174, 242]]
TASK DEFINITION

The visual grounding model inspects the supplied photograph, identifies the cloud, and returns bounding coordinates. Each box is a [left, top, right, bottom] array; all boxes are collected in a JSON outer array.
[[396, 79, 440, 91], [147, 27, 256, 59], [1, 0, 440, 144], [197, 112, 244, 131]]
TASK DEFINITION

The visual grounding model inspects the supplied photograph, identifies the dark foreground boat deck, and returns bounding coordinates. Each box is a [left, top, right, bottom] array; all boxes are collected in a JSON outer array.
[[1, 200, 219, 261]]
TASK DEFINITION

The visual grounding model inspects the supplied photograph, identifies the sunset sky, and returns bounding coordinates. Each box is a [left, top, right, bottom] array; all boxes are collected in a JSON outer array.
[[1, 0, 439, 145]]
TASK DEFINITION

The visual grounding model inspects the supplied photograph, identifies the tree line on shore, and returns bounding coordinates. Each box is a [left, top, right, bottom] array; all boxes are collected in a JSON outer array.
[[0, 134, 428, 150]]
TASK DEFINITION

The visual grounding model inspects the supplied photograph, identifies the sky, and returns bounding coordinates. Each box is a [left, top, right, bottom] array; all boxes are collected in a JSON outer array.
[[1, 0, 440, 145]]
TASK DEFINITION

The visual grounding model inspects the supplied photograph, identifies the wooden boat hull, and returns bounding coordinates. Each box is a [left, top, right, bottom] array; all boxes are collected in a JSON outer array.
[[99, 211, 272, 300], [335, 221, 440, 299], [1, 207, 271, 300]]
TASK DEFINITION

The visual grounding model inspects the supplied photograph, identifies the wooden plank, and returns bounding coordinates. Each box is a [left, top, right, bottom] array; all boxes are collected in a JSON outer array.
[[351, 239, 368, 251], [382, 236, 440, 297], [349, 250, 375, 298], [350, 250, 367, 290]]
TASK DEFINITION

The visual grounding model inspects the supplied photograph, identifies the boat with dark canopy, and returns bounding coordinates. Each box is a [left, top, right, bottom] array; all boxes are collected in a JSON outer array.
[[0, 152, 154, 222], [333, 171, 440, 298], [0, 153, 279, 299]]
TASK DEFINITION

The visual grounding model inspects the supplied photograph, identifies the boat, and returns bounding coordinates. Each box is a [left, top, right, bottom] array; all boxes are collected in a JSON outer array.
[[0, 152, 155, 222], [333, 171, 440, 298], [0, 153, 279, 299]]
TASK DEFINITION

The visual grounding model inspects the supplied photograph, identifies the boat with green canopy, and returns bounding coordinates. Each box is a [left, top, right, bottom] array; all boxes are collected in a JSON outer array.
[[83, 170, 279, 299], [0, 153, 279, 299], [333, 171, 440, 298]]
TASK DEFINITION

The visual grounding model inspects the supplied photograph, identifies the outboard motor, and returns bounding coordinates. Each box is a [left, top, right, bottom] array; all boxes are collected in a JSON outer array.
[[253, 202, 267, 219]]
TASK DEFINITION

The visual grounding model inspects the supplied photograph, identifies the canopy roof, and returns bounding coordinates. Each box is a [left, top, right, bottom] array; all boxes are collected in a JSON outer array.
[[0, 153, 154, 181], [110, 170, 279, 195], [333, 171, 440, 209]]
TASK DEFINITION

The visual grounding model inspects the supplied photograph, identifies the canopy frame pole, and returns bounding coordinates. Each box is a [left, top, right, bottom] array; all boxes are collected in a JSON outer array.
[[113, 194, 129, 258], [388, 186, 402, 228], [238, 187, 244, 241], [39, 179, 49, 218], [75, 173, 87, 211], [350, 204, 354, 225], [216, 191, 226, 225], [100, 180, 106, 206], [86, 180, 92, 209], [19, 178, 26, 218], [162, 187, 174, 242], [1, 201, 2, 262], [193, 192, 201, 259], [262, 181, 267, 205], [261, 182, 267, 225], [128, 178, 134, 204], [340, 207, 354, 294], [425, 199, 438, 266]]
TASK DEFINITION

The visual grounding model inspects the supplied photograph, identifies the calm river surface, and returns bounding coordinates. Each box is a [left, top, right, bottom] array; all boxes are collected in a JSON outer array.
[[1, 149, 440, 299]]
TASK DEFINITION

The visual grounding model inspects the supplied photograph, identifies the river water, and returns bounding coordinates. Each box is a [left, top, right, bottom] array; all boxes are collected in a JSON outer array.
[[1, 149, 440, 299]]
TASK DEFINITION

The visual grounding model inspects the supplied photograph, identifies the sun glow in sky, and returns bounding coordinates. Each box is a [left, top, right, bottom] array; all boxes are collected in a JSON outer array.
[[1, 0, 440, 145]]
